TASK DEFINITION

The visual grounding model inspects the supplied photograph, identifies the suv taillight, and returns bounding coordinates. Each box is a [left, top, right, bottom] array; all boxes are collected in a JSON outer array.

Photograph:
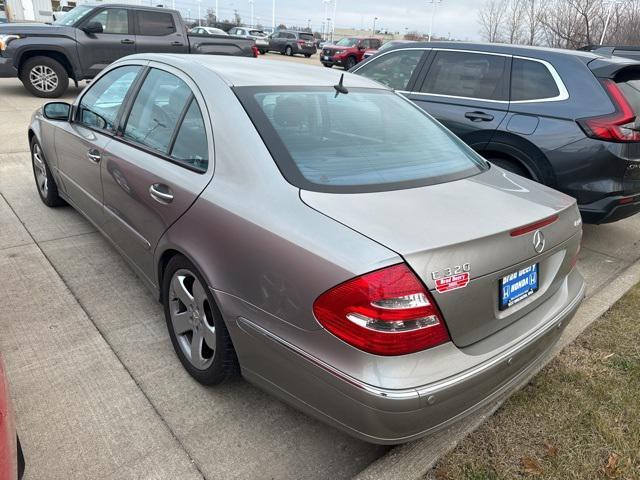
[[313, 264, 450, 356], [577, 79, 640, 142]]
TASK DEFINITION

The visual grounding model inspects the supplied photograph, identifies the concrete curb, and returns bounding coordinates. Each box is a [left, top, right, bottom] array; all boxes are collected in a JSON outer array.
[[353, 259, 640, 480]]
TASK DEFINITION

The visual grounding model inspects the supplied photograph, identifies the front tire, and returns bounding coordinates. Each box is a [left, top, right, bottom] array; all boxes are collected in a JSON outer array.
[[163, 255, 239, 385], [31, 137, 65, 207], [304, 53, 311, 58], [345, 56, 357, 70], [20, 56, 69, 98]]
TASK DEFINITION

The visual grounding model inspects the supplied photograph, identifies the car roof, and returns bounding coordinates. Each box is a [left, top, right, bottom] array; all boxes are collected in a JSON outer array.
[[122, 54, 386, 88], [85, 3, 178, 13], [390, 41, 607, 63]]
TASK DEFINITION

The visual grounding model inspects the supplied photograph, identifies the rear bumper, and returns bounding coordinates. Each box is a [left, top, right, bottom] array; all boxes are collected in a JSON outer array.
[[0, 56, 18, 78], [320, 56, 344, 67], [294, 45, 316, 55], [579, 194, 640, 224], [229, 268, 585, 444]]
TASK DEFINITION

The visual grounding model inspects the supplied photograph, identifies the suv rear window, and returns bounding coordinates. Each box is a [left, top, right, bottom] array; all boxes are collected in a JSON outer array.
[[511, 58, 560, 101], [299, 33, 314, 41], [237, 87, 487, 193]]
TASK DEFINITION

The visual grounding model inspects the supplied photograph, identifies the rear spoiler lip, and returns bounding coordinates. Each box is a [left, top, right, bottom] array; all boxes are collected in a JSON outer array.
[[587, 57, 640, 79]]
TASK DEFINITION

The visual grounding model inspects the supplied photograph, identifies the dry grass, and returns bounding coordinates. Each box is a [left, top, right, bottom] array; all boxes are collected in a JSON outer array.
[[430, 283, 640, 480]]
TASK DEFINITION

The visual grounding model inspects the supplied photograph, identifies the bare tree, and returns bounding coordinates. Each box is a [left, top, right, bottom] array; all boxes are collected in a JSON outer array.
[[521, 0, 545, 45], [504, 0, 525, 43], [479, 0, 507, 42]]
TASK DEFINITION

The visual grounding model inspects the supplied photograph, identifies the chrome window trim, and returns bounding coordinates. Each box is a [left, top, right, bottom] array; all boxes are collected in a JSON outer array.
[[356, 47, 569, 104]]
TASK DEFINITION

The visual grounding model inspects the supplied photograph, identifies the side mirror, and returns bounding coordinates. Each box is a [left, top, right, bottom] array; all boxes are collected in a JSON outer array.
[[43, 102, 71, 121], [83, 21, 103, 34]]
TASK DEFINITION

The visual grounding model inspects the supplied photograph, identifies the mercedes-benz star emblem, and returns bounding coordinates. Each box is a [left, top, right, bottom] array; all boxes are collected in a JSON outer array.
[[533, 230, 546, 254]]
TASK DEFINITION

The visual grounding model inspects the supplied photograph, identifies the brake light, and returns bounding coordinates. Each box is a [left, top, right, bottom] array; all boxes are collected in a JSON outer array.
[[251, 45, 259, 58], [313, 264, 450, 356], [297, 40, 306, 45], [577, 79, 640, 142], [510, 214, 559, 237]]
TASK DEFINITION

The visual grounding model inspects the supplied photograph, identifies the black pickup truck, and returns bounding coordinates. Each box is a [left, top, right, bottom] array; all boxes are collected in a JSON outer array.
[[0, 4, 257, 97]]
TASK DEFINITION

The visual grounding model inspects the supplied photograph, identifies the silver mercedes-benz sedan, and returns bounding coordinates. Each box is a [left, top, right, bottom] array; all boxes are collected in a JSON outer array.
[[28, 54, 585, 444]]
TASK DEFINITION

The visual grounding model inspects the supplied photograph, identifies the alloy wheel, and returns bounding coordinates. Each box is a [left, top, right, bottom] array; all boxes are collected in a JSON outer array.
[[29, 65, 59, 93], [32, 143, 48, 197], [168, 269, 217, 370]]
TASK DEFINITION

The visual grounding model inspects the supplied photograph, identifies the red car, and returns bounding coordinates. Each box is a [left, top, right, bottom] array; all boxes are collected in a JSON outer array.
[[320, 37, 382, 70], [0, 355, 24, 480]]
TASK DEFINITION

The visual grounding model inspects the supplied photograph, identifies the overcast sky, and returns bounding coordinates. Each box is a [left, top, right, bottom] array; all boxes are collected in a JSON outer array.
[[173, 0, 483, 40]]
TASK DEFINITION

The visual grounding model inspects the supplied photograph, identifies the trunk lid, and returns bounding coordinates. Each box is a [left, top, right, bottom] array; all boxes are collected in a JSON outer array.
[[301, 167, 582, 347]]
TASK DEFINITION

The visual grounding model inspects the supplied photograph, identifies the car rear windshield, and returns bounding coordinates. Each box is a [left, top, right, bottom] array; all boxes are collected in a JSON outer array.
[[236, 87, 487, 193], [299, 33, 314, 41]]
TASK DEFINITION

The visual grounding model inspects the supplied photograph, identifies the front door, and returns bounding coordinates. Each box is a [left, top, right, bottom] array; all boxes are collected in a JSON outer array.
[[55, 64, 143, 224], [101, 65, 213, 283], [409, 50, 511, 150], [76, 7, 135, 78]]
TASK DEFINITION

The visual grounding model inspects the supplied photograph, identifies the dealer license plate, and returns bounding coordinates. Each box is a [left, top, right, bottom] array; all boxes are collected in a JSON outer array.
[[499, 263, 539, 310]]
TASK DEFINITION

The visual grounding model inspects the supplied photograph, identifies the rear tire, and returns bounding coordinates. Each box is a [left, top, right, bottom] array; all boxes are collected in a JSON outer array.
[[163, 255, 239, 385], [30, 137, 65, 207], [345, 56, 357, 70], [17, 436, 25, 480], [285, 46, 293, 56], [488, 157, 533, 180], [20, 56, 69, 98], [304, 53, 311, 58]]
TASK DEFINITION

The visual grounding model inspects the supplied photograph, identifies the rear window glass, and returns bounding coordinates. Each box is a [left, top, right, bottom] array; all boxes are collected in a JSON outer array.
[[511, 58, 560, 101], [299, 33, 314, 41], [237, 87, 486, 193], [617, 79, 640, 114]]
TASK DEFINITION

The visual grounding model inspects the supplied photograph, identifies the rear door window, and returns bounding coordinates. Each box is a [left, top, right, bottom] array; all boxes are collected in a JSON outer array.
[[421, 51, 508, 101], [511, 58, 560, 101], [137, 11, 175, 36], [237, 87, 486, 192], [170, 99, 209, 171], [355, 49, 425, 90]]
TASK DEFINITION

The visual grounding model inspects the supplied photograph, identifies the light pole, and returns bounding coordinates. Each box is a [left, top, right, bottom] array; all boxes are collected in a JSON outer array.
[[332, 0, 337, 39], [322, 0, 331, 40], [272, 0, 276, 29], [249, 0, 254, 27], [215, 0, 218, 25], [197, 0, 201, 26], [600, 0, 622, 45], [372, 16, 378, 35], [428, 0, 442, 42]]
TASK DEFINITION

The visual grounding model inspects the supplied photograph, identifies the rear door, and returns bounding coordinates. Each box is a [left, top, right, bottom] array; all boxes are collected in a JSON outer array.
[[134, 10, 188, 54], [76, 7, 135, 77], [100, 64, 213, 283], [410, 50, 510, 150]]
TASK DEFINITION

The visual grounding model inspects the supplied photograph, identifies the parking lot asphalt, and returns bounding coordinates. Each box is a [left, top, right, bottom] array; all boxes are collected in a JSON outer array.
[[2, 54, 640, 479]]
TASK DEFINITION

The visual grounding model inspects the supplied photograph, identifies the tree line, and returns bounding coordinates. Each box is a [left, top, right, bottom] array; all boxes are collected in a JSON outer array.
[[479, 0, 640, 49]]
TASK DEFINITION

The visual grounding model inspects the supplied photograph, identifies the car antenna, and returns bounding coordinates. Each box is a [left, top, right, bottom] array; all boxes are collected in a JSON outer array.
[[334, 74, 348, 97]]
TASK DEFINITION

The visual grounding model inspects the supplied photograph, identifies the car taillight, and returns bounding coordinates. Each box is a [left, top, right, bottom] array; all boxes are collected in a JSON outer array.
[[297, 40, 305, 45], [313, 264, 450, 356], [251, 45, 259, 57], [577, 79, 640, 142]]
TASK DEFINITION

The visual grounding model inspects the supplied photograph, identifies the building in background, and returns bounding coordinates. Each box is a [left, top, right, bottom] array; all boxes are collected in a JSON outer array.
[[5, 0, 53, 22]]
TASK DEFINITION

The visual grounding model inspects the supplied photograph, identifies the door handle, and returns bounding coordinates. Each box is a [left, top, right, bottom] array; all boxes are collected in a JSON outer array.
[[171, 41, 184, 47], [149, 184, 174, 204], [465, 111, 494, 122], [87, 149, 101, 164], [121, 38, 135, 45]]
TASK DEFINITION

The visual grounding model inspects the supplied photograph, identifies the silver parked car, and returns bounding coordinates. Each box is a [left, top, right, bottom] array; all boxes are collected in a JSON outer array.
[[28, 55, 585, 444]]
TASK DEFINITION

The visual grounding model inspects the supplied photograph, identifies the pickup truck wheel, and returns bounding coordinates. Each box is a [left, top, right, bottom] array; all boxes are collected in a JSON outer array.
[[21, 56, 69, 98], [345, 56, 357, 70], [285, 46, 293, 56]]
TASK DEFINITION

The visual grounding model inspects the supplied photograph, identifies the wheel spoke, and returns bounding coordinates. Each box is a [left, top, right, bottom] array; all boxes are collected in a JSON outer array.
[[202, 324, 216, 350], [192, 278, 208, 313], [171, 310, 192, 335], [171, 274, 193, 306], [190, 328, 205, 368]]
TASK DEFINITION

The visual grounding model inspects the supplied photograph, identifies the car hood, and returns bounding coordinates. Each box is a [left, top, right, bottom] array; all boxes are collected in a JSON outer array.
[[0, 23, 74, 36], [301, 166, 582, 346]]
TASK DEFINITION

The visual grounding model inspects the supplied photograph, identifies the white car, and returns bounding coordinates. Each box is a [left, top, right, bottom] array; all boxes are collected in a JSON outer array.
[[228, 27, 269, 54], [190, 26, 228, 36]]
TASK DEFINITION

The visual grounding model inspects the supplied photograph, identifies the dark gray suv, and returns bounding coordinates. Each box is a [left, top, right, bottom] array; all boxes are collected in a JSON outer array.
[[267, 30, 316, 57], [353, 42, 640, 224]]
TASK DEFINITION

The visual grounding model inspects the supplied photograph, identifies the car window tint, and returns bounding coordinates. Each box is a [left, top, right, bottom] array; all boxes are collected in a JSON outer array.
[[511, 58, 560, 101], [170, 99, 208, 171], [78, 66, 141, 131], [356, 50, 424, 90], [137, 11, 175, 35], [242, 88, 486, 191], [88, 8, 128, 34], [288, 33, 296, 39], [300, 33, 314, 41], [124, 69, 192, 154], [421, 51, 508, 101]]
